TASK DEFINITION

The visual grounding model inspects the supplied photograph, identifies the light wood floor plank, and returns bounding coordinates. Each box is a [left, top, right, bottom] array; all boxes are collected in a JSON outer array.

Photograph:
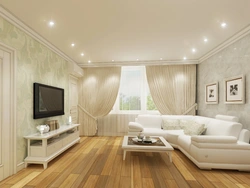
[[0, 136, 249, 188], [82, 175, 99, 188], [10, 172, 41, 188], [132, 155, 142, 188], [142, 178, 155, 188], [58, 174, 79, 188], [34, 172, 59, 188], [165, 179, 179, 188]]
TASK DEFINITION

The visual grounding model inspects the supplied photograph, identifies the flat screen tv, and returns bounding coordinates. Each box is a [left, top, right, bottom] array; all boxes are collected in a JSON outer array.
[[33, 83, 64, 119]]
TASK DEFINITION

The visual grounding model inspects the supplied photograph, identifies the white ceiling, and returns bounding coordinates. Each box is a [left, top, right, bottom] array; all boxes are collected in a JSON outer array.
[[0, 0, 250, 67]]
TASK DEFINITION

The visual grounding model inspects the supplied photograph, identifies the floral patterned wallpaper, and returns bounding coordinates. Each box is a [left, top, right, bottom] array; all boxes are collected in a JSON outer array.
[[0, 16, 69, 165]]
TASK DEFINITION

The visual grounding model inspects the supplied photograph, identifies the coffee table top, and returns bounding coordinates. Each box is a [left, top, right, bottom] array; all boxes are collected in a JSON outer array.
[[122, 136, 173, 151]]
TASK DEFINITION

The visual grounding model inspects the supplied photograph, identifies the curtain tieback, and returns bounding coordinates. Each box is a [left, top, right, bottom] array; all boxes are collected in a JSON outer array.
[[78, 104, 97, 121], [182, 103, 197, 115]]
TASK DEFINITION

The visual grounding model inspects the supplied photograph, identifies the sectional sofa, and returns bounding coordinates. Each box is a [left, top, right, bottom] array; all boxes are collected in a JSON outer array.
[[128, 114, 250, 171]]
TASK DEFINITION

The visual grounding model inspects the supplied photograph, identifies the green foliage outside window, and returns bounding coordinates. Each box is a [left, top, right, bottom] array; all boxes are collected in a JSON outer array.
[[119, 94, 141, 110], [147, 95, 157, 110], [119, 93, 157, 111]]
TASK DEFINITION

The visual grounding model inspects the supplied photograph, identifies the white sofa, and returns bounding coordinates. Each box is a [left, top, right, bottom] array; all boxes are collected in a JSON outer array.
[[128, 114, 250, 171]]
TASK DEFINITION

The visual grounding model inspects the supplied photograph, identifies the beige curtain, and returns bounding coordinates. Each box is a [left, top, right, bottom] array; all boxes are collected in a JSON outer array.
[[146, 65, 196, 115], [78, 67, 121, 136]]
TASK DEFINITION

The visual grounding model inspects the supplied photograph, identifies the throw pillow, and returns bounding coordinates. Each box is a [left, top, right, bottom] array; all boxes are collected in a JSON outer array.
[[181, 120, 205, 136], [162, 119, 181, 130], [179, 119, 193, 129]]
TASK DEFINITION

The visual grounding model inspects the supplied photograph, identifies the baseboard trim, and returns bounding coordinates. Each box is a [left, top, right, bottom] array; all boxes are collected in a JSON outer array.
[[17, 162, 25, 172]]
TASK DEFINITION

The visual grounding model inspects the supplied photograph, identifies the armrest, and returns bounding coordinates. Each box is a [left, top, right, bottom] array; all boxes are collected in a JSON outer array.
[[191, 135, 237, 144], [128, 122, 144, 132], [238, 129, 250, 143]]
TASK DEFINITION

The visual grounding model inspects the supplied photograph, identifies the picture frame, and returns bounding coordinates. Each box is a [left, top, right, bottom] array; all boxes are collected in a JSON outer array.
[[224, 75, 245, 104], [205, 82, 218, 104]]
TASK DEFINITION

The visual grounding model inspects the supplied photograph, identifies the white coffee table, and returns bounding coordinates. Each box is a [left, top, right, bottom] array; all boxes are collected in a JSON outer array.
[[122, 136, 174, 162]]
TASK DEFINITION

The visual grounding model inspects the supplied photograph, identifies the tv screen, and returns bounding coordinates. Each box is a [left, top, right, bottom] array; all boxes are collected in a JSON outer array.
[[33, 83, 64, 119]]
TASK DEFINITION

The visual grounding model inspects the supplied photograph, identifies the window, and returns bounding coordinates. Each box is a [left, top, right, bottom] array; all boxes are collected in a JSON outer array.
[[111, 66, 158, 114]]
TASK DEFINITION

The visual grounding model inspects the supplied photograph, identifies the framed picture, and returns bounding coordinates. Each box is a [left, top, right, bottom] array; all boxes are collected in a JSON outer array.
[[224, 75, 245, 104], [205, 82, 218, 104]]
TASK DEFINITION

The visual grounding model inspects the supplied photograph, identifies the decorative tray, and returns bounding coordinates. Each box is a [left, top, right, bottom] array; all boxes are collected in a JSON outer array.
[[132, 137, 157, 144]]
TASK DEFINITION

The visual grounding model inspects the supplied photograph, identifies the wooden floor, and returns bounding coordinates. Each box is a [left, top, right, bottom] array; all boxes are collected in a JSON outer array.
[[1, 137, 250, 188]]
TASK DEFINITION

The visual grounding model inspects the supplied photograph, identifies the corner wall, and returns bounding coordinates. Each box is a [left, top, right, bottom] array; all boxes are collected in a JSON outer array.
[[0, 16, 70, 167], [197, 33, 250, 129]]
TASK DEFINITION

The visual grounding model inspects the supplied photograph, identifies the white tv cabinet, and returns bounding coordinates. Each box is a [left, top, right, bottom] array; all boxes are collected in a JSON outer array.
[[24, 124, 80, 169]]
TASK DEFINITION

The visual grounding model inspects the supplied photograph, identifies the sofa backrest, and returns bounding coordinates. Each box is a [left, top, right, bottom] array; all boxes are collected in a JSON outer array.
[[136, 115, 162, 129], [161, 115, 194, 121], [194, 116, 242, 138]]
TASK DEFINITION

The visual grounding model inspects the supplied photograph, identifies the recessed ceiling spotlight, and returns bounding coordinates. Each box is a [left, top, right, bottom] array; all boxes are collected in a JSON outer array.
[[71, 43, 75, 47], [112, 60, 114, 62], [221, 22, 227, 28], [88, 60, 91, 63], [49, 21, 54, 27], [183, 56, 187, 60], [81, 53, 84, 56], [136, 59, 139, 61], [160, 58, 163, 60], [192, 48, 196, 53], [204, 38, 208, 43]]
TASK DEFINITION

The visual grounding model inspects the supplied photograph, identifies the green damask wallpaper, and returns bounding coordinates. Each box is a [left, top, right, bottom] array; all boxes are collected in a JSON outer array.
[[0, 16, 69, 165]]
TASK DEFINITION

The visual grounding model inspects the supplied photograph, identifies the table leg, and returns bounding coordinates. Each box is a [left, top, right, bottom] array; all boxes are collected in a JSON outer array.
[[123, 150, 126, 160], [43, 163, 48, 169], [168, 152, 172, 163]]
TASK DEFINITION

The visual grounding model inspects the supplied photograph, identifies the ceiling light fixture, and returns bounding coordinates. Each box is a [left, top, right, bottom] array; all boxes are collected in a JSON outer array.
[[183, 56, 187, 60], [71, 43, 75, 47], [81, 53, 84, 56], [136, 59, 139, 61], [112, 60, 114, 62], [48, 21, 54, 27], [204, 38, 208, 42], [160, 58, 163, 60], [221, 22, 227, 28], [88, 60, 91, 63], [192, 48, 196, 53]]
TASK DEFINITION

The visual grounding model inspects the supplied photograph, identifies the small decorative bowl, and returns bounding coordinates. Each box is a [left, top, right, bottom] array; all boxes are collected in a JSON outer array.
[[37, 125, 50, 134]]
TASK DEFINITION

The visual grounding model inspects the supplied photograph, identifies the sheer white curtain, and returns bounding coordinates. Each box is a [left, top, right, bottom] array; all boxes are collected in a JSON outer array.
[[146, 65, 196, 115], [78, 67, 121, 136]]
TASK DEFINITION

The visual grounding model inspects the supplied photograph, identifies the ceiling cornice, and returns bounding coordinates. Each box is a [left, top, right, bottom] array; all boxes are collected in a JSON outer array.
[[0, 5, 76, 64], [78, 59, 199, 68], [199, 24, 250, 63]]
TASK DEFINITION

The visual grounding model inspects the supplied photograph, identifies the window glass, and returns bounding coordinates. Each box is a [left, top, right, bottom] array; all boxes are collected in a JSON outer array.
[[111, 66, 158, 114]]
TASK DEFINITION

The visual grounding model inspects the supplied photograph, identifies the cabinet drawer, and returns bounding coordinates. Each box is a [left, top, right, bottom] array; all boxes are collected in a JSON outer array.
[[30, 146, 46, 157], [47, 140, 63, 156], [63, 131, 79, 146]]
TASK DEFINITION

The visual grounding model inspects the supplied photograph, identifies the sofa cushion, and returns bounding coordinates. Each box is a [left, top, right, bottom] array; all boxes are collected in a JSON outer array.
[[142, 128, 166, 137], [165, 130, 185, 146], [162, 119, 181, 130], [178, 135, 191, 152]]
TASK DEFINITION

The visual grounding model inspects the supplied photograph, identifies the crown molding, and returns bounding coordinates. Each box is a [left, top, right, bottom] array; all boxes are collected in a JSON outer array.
[[199, 24, 250, 63], [78, 59, 199, 68], [0, 5, 76, 64]]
